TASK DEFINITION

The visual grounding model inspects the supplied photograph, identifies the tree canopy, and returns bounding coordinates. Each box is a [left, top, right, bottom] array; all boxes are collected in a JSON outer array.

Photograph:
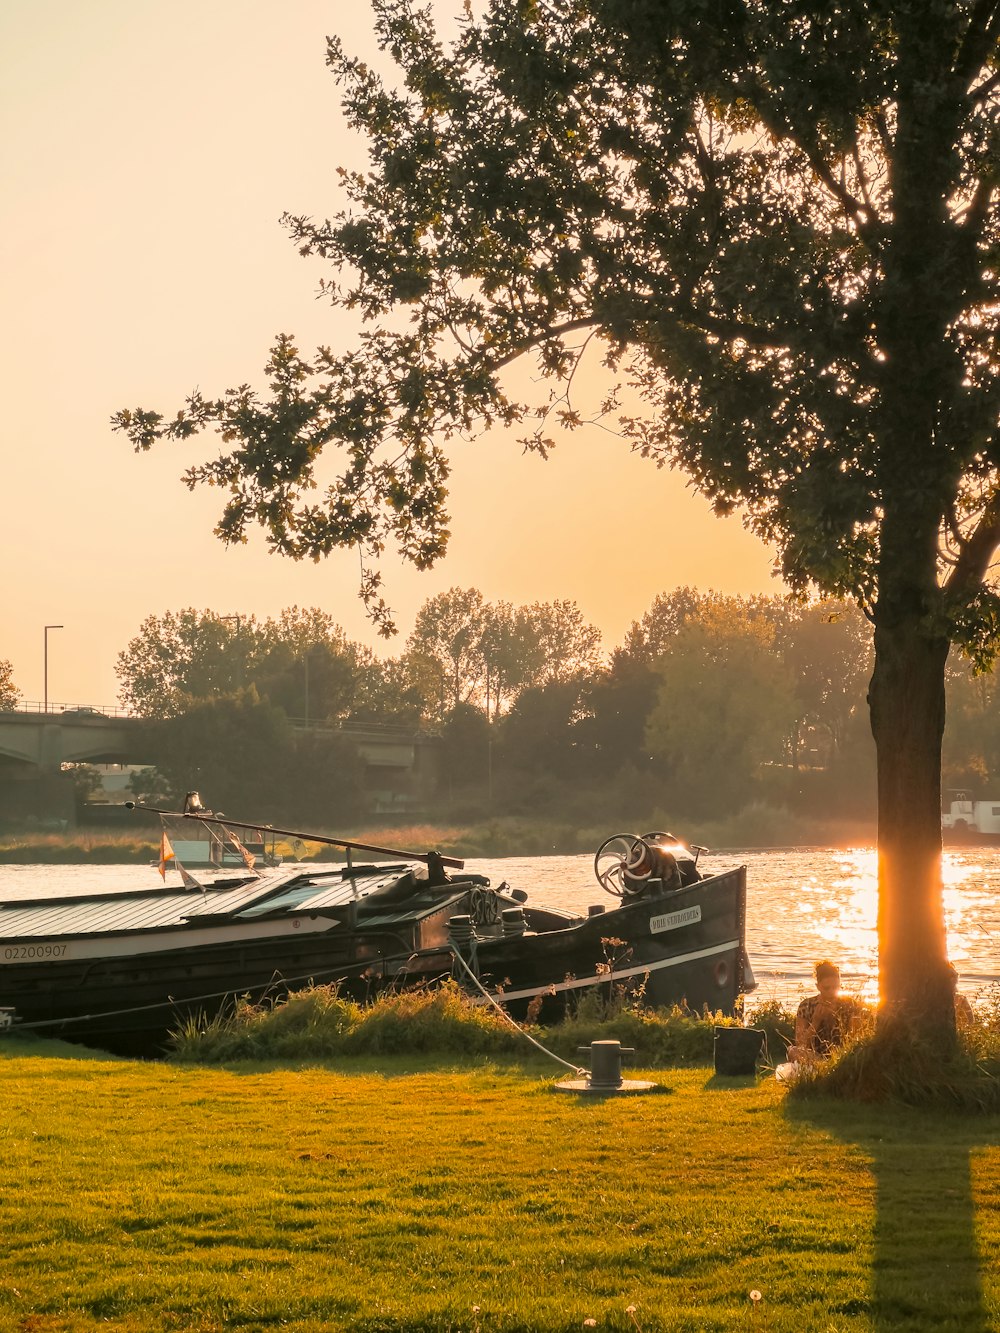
[[117, 607, 369, 721], [115, 1, 1000, 1044]]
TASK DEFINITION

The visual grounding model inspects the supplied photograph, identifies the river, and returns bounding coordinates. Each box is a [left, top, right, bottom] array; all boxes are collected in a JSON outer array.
[[2, 846, 999, 1007]]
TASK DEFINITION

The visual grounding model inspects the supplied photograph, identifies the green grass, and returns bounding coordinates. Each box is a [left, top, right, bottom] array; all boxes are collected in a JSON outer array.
[[2, 1036, 999, 1331]]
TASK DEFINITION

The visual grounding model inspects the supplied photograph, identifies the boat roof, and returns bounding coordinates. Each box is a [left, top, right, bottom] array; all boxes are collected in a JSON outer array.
[[0, 862, 461, 941]]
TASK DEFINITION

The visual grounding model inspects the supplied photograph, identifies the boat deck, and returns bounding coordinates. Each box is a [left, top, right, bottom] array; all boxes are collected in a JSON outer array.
[[0, 863, 440, 941]]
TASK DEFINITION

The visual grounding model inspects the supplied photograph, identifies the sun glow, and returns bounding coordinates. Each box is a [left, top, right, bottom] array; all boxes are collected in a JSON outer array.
[[742, 846, 1000, 1007]]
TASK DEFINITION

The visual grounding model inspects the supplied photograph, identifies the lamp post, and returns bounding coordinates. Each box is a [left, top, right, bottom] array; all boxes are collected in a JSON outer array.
[[43, 624, 63, 714]]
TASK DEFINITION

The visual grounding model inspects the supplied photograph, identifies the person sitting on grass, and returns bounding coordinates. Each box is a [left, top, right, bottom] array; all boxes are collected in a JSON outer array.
[[788, 960, 862, 1064]]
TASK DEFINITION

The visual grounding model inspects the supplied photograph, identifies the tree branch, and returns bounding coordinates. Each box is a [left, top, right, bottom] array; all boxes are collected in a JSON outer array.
[[969, 68, 1000, 108], [728, 0, 880, 244], [945, 491, 1000, 595], [955, 0, 1000, 86]]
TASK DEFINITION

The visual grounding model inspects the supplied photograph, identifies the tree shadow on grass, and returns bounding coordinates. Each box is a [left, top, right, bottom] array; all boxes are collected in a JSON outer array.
[[786, 1097, 998, 1331]]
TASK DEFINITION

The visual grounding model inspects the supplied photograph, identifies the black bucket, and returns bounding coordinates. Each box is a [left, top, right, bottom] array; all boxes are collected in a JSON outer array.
[[713, 1026, 765, 1076]]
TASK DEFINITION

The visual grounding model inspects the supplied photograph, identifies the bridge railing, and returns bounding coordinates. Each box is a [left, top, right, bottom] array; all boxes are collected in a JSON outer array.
[[2, 701, 135, 718]]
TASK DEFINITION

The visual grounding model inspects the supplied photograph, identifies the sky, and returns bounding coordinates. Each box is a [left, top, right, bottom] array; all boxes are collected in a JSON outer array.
[[1, 0, 777, 710]]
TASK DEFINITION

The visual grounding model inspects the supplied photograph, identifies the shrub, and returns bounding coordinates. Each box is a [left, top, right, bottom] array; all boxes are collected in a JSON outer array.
[[789, 1011, 1000, 1111]]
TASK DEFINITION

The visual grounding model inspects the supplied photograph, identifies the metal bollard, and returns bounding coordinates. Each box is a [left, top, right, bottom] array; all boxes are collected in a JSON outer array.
[[555, 1039, 657, 1096], [501, 907, 526, 938], [579, 1039, 634, 1090]]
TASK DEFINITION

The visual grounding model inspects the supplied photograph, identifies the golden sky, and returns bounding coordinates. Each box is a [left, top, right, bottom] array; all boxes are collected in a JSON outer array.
[[1, 0, 777, 708]]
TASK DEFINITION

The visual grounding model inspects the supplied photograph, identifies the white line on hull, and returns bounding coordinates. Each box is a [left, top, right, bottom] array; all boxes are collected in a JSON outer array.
[[0, 916, 338, 965], [484, 938, 740, 1002]]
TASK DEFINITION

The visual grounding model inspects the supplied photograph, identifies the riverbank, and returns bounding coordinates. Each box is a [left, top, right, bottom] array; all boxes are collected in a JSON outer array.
[[1, 1035, 997, 1331], [0, 805, 876, 863]]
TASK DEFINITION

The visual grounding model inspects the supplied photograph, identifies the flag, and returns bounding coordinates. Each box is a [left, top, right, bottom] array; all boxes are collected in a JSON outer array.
[[158, 831, 175, 881], [177, 859, 206, 895], [225, 827, 257, 872]]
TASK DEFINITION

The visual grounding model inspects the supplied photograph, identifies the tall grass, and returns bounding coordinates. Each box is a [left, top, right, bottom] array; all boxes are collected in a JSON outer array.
[[172, 983, 530, 1064], [169, 979, 794, 1070], [0, 830, 160, 863], [792, 993, 1000, 1111]]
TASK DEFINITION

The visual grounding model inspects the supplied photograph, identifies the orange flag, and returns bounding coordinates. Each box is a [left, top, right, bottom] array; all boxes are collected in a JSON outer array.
[[158, 831, 175, 881]]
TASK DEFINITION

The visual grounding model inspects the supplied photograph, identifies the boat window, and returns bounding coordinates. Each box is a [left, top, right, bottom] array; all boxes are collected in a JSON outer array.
[[237, 882, 347, 917], [236, 870, 407, 918]]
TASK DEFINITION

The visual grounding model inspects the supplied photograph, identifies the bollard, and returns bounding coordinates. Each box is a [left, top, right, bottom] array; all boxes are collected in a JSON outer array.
[[555, 1038, 658, 1096], [582, 1039, 634, 1090], [501, 907, 526, 938], [447, 914, 474, 948]]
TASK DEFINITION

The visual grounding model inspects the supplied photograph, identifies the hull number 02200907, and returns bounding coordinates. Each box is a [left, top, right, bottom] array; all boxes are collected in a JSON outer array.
[[3, 943, 68, 962]]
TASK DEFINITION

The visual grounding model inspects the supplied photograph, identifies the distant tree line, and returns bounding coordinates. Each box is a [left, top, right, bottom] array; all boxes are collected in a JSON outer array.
[[112, 589, 891, 827], [6, 586, 996, 827]]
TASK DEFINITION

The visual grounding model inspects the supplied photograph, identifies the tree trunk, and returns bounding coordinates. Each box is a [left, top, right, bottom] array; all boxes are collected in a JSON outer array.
[[869, 608, 955, 1049]]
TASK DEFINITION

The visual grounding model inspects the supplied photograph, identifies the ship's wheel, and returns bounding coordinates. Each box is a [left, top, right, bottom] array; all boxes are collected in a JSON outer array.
[[594, 833, 644, 898]]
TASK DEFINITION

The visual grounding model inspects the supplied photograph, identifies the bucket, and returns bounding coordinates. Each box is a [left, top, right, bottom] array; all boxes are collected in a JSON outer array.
[[713, 1026, 765, 1076]]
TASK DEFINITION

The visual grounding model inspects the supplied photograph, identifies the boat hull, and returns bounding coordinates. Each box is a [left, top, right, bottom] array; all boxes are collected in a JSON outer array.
[[0, 866, 748, 1055], [474, 868, 747, 1018]]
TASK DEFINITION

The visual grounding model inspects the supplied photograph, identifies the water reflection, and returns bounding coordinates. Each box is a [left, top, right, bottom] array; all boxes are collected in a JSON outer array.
[[739, 847, 1000, 1005]]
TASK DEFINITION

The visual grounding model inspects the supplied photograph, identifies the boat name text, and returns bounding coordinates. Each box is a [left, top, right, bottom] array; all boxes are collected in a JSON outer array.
[[649, 905, 702, 934]]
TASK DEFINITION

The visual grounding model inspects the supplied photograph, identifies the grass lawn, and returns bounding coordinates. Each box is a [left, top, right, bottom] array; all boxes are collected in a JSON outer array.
[[1, 1038, 999, 1332]]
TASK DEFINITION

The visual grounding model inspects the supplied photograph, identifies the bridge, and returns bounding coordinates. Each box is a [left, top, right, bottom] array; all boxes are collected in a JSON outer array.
[[0, 707, 152, 773], [0, 707, 442, 821]]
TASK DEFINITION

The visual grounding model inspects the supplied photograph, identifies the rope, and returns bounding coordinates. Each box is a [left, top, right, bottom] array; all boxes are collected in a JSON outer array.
[[449, 944, 586, 1076]]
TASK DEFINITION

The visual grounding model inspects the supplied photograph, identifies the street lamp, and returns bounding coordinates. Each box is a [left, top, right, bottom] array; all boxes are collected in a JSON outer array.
[[43, 624, 63, 714]]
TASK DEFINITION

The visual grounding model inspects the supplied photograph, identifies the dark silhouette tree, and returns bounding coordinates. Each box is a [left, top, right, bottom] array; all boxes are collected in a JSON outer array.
[[116, 2, 1000, 1050]]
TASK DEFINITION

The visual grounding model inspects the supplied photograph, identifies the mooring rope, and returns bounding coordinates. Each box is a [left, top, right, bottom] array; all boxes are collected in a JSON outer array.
[[449, 944, 586, 1076]]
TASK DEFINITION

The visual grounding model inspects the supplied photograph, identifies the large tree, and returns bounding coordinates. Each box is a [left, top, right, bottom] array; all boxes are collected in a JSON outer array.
[[117, 610, 257, 717], [116, 2, 1000, 1046]]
